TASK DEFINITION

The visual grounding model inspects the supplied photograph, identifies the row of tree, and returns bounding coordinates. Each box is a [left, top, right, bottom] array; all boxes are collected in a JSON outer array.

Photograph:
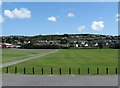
[[19, 42, 120, 49], [20, 43, 69, 49]]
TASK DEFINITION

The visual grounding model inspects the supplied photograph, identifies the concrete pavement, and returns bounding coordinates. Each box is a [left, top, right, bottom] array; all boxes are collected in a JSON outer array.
[[2, 74, 118, 86]]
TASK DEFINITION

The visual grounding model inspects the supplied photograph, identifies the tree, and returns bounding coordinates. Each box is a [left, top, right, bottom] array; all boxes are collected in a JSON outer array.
[[60, 39, 68, 44], [98, 41, 103, 49]]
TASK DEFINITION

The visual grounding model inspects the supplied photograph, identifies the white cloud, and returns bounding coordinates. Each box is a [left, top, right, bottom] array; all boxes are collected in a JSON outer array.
[[67, 13, 75, 17], [4, 8, 31, 19], [78, 25, 86, 32], [116, 14, 120, 22], [116, 14, 120, 17], [4, 10, 14, 19], [116, 18, 120, 22], [48, 16, 56, 22], [55, 32, 61, 35], [91, 21, 104, 31], [0, 15, 4, 23]]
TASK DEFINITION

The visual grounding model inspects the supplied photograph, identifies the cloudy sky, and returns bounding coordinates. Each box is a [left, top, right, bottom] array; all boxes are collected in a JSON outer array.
[[1, 2, 119, 36]]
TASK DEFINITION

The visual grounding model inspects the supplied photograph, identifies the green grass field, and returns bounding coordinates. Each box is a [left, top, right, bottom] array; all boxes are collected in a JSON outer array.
[[2, 49, 118, 75], [2, 49, 55, 63]]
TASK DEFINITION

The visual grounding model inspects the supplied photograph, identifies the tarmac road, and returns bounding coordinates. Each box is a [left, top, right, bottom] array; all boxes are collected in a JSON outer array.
[[2, 74, 118, 86]]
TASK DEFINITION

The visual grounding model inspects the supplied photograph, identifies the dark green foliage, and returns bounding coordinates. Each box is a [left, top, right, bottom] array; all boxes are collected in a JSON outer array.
[[98, 41, 103, 49], [20, 44, 61, 49]]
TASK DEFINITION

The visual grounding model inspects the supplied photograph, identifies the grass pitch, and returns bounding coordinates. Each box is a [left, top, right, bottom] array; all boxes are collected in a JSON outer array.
[[2, 49, 118, 75], [2, 49, 55, 63]]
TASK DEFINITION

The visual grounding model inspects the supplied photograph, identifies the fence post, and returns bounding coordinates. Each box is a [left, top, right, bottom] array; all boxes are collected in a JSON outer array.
[[33, 68, 34, 74], [97, 68, 99, 74], [106, 68, 108, 74], [51, 68, 53, 75], [24, 68, 26, 74], [6, 67, 8, 73], [41, 68, 43, 75], [15, 67, 17, 74], [88, 68, 89, 74], [69, 68, 71, 75], [116, 68, 117, 74], [78, 68, 80, 75], [59, 68, 61, 75]]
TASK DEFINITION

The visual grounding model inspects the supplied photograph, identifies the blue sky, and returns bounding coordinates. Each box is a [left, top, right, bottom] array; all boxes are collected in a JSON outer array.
[[1, 2, 118, 36]]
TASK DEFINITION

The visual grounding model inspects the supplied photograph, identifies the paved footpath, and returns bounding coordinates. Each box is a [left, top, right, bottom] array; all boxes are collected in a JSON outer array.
[[2, 74, 118, 86], [0, 50, 59, 68]]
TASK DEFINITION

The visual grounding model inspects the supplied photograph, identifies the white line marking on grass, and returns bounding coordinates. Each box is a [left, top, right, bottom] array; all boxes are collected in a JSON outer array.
[[0, 49, 59, 68]]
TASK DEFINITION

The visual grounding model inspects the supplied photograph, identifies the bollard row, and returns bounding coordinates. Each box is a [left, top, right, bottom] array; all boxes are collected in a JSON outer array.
[[5, 67, 118, 75]]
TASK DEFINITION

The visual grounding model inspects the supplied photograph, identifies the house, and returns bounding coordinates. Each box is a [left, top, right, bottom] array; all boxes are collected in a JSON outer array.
[[14, 45, 21, 48], [94, 43, 98, 47], [37, 40, 48, 43], [0, 43, 6, 48], [4, 43, 14, 48], [61, 44, 69, 48], [0, 43, 14, 48], [85, 43, 89, 47], [76, 44, 79, 47]]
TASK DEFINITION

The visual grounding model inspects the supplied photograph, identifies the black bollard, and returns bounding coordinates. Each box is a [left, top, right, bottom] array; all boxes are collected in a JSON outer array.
[[69, 68, 71, 75], [6, 67, 8, 73], [106, 68, 108, 74], [88, 68, 89, 74], [116, 68, 117, 74], [24, 68, 26, 74], [33, 68, 34, 74], [51, 68, 53, 75], [59, 68, 61, 75], [41, 68, 43, 75], [97, 68, 99, 74], [78, 68, 80, 75], [15, 67, 17, 74]]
